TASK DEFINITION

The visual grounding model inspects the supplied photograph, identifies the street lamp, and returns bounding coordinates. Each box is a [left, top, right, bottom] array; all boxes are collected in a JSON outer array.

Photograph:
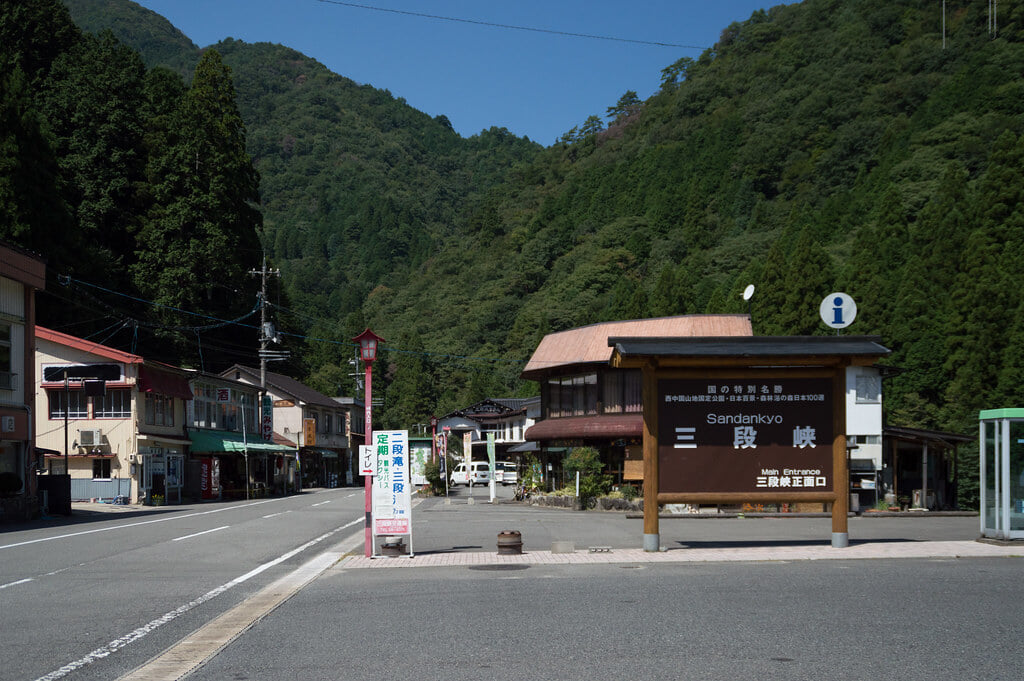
[[352, 328, 384, 557]]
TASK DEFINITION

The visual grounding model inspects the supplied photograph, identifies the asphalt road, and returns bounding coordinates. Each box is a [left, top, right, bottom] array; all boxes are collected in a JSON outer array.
[[1, 488, 1016, 681], [0, 488, 366, 681], [191, 557, 1024, 681]]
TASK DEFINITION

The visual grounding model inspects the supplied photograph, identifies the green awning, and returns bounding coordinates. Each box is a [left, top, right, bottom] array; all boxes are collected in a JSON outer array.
[[189, 430, 297, 454]]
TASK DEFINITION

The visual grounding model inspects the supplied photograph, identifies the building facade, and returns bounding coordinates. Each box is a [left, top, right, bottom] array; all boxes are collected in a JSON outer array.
[[186, 372, 297, 499], [521, 315, 754, 488], [223, 366, 356, 487], [35, 327, 193, 504], [0, 243, 46, 521]]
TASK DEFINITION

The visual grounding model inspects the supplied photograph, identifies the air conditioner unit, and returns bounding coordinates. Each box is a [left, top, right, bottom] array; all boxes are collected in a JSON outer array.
[[78, 429, 103, 447]]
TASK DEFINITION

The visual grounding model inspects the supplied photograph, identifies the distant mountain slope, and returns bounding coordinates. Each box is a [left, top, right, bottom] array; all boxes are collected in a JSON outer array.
[[62, 0, 1024, 460], [64, 0, 197, 74], [63, 0, 541, 366]]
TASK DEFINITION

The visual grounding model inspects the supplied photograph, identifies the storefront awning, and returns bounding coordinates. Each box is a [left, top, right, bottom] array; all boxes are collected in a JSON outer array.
[[525, 413, 644, 441], [189, 429, 297, 454], [138, 366, 193, 400]]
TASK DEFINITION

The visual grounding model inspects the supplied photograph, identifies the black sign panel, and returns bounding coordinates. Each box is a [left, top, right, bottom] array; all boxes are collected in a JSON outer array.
[[43, 364, 122, 382], [658, 377, 833, 494]]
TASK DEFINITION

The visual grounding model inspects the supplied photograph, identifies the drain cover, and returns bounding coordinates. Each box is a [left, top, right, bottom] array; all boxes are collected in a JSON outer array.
[[468, 564, 531, 571]]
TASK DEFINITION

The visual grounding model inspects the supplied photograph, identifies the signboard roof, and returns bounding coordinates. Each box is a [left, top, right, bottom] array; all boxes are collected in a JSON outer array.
[[609, 335, 890, 368]]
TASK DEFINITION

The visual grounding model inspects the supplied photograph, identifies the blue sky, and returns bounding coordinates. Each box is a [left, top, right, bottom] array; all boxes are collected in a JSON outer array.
[[133, 0, 775, 146]]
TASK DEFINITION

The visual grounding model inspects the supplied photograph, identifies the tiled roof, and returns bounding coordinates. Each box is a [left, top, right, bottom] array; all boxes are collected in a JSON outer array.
[[224, 365, 342, 409], [521, 315, 752, 379]]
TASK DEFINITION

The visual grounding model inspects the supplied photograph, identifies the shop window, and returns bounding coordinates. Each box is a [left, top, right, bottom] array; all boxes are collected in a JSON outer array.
[[92, 458, 111, 479], [48, 390, 87, 419], [95, 389, 131, 418]]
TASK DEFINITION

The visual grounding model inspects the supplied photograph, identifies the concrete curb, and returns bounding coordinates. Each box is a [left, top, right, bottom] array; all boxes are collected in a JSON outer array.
[[335, 539, 1023, 569]]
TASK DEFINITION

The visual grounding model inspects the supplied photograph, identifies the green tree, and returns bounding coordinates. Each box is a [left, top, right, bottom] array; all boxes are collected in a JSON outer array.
[[0, 63, 73, 255], [132, 49, 262, 364], [381, 331, 436, 429], [778, 228, 836, 335], [606, 90, 641, 123]]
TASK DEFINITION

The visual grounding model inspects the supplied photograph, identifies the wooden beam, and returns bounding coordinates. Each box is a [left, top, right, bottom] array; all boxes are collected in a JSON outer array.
[[657, 492, 838, 504]]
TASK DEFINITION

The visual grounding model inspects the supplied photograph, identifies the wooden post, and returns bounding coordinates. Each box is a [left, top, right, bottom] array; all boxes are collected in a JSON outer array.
[[831, 365, 849, 547], [642, 360, 660, 552]]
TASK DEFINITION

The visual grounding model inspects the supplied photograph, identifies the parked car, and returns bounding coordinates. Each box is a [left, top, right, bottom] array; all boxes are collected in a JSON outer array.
[[494, 461, 518, 486], [450, 461, 491, 486]]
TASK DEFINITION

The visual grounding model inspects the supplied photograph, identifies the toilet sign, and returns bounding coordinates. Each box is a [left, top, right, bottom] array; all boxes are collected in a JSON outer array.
[[820, 292, 857, 329]]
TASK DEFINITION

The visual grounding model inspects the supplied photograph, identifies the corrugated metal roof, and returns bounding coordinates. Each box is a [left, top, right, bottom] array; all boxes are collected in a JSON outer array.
[[524, 413, 643, 440], [521, 315, 752, 379]]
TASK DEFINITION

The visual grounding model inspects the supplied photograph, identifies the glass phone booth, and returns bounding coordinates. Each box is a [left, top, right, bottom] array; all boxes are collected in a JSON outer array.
[[979, 408, 1024, 540]]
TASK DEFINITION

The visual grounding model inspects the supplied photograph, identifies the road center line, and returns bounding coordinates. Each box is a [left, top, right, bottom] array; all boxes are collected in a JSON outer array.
[[172, 526, 229, 542], [311, 500, 332, 507], [32, 516, 363, 681], [0, 577, 34, 590], [0, 498, 282, 551]]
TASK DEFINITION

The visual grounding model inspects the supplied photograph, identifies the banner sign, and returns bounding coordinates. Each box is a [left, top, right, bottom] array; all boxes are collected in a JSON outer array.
[[261, 395, 273, 442], [658, 377, 833, 494], [359, 444, 375, 476], [303, 417, 316, 447], [372, 430, 411, 535]]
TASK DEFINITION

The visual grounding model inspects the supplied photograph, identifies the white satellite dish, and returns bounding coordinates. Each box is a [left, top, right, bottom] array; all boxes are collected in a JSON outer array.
[[742, 284, 755, 301]]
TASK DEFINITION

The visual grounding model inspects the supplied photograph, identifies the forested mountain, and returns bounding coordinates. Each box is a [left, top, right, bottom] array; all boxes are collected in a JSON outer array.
[[6, 0, 1024, 466]]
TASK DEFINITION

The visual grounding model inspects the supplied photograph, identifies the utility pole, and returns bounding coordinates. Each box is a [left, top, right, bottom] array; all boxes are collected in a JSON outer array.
[[244, 258, 284, 438]]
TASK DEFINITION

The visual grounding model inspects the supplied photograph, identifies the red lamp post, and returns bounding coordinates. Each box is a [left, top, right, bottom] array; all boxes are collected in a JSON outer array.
[[353, 328, 384, 557]]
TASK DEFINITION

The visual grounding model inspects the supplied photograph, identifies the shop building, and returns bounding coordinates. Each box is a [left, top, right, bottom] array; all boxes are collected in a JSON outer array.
[[34, 327, 193, 505], [521, 315, 753, 487], [223, 365, 356, 488], [186, 372, 297, 499]]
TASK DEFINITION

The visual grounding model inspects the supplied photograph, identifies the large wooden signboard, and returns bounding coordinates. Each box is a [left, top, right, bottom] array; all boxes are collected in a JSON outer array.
[[658, 376, 832, 494]]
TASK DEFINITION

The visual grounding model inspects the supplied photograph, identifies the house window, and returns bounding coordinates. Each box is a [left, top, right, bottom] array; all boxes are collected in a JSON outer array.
[[323, 413, 332, 434], [95, 389, 131, 418], [545, 373, 600, 418], [144, 394, 174, 426], [603, 372, 623, 413], [92, 458, 111, 479], [0, 323, 11, 389], [624, 371, 642, 413], [856, 374, 881, 404], [48, 390, 88, 419]]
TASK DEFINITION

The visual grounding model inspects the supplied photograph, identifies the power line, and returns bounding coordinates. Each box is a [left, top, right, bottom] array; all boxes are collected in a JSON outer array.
[[315, 0, 707, 49]]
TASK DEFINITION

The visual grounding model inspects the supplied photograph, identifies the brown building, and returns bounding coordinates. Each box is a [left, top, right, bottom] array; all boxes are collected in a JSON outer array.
[[0, 242, 46, 521], [521, 315, 753, 488]]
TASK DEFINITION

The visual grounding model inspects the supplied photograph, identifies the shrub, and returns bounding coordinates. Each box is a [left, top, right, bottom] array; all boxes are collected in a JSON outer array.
[[563, 446, 612, 509]]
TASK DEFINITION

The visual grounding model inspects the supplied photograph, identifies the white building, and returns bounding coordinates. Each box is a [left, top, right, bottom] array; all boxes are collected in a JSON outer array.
[[35, 327, 192, 504]]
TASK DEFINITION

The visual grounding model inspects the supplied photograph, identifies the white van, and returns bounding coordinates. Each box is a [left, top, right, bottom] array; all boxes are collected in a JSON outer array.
[[494, 461, 518, 486], [450, 461, 491, 486]]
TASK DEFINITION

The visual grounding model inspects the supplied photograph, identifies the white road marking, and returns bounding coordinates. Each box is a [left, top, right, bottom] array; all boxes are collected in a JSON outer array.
[[0, 577, 34, 590], [172, 526, 229, 542], [33, 517, 363, 681], [0, 498, 281, 551], [311, 500, 332, 507]]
